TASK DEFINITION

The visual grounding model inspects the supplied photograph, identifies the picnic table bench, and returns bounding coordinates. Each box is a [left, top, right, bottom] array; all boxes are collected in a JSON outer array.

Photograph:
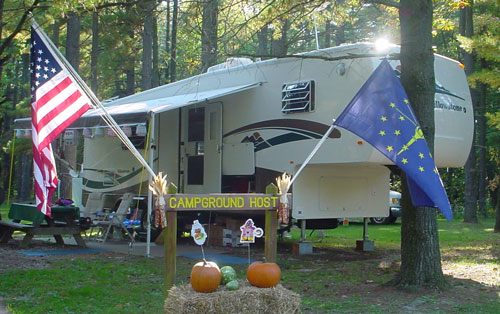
[[0, 203, 88, 248]]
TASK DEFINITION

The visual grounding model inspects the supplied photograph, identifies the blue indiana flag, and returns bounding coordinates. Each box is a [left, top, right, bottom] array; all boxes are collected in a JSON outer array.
[[333, 59, 453, 221]]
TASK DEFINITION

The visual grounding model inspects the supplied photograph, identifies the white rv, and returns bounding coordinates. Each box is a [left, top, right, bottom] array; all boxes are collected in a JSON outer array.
[[18, 43, 473, 232]]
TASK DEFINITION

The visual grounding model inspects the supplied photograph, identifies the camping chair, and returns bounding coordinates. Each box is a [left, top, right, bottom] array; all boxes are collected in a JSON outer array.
[[81, 193, 106, 219], [80, 193, 106, 239], [93, 193, 135, 243]]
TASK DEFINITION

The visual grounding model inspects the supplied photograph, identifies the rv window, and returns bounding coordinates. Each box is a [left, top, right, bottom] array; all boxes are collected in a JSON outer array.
[[188, 107, 205, 142], [187, 155, 204, 185], [282, 80, 315, 114], [121, 136, 145, 150]]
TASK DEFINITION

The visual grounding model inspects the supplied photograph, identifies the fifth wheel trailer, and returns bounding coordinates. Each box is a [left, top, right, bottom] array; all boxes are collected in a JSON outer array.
[[15, 42, 474, 232]]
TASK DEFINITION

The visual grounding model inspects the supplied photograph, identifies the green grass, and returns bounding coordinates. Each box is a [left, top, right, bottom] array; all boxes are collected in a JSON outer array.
[[287, 218, 499, 251], [0, 218, 499, 313]]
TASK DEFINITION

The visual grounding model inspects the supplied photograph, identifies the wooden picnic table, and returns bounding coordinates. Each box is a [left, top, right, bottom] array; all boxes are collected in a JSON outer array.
[[0, 203, 88, 248]]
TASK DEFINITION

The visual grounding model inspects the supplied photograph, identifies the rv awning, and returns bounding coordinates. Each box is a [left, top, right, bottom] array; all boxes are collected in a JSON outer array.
[[14, 82, 260, 129]]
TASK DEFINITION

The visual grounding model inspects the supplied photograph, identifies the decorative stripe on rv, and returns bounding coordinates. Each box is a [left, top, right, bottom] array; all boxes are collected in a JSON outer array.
[[82, 167, 144, 189], [224, 119, 341, 152]]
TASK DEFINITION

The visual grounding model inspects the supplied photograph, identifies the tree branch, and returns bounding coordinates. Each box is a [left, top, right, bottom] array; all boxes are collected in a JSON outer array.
[[363, 0, 400, 8], [0, 0, 42, 64]]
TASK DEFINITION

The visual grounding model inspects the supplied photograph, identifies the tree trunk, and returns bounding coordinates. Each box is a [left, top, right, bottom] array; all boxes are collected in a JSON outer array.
[[324, 20, 331, 48], [51, 19, 61, 47], [335, 24, 345, 46], [201, 0, 218, 73], [460, 1, 478, 223], [17, 153, 32, 201], [477, 80, 487, 218], [21, 53, 29, 99], [90, 11, 99, 96], [165, 0, 170, 83], [61, 12, 81, 199], [125, 1, 136, 96], [257, 24, 269, 58], [495, 187, 500, 232], [152, 15, 160, 87], [0, 0, 4, 80], [141, 0, 154, 91], [271, 19, 290, 56], [396, 0, 447, 290], [65, 12, 80, 72], [170, 0, 178, 82]]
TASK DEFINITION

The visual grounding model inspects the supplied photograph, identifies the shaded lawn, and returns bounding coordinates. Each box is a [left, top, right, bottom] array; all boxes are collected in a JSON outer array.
[[0, 218, 498, 314]]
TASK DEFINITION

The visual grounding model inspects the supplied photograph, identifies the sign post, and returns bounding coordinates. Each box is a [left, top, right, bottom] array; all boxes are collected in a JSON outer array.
[[163, 185, 280, 292]]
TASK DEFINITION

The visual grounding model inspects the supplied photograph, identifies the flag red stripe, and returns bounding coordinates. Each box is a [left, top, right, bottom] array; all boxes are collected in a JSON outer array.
[[38, 102, 90, 150], [37, 76, 72, 109], [38, 88, 81, 128]]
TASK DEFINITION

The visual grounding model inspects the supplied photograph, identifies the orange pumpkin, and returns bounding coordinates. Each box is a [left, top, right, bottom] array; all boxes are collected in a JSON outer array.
[[246, 261, 281, 288], [190, 259, 222, 293]]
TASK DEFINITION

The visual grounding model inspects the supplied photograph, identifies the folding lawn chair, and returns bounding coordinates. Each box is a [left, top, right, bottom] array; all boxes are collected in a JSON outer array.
[[93, 193, 135, 243], [80, 193, 106, 239]]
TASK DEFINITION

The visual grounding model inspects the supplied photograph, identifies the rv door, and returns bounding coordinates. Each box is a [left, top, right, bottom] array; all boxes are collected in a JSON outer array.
[[182, 103, 222, 193]]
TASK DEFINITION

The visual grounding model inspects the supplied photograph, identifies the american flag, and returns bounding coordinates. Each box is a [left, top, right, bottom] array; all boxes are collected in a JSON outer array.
[[333, 59, 453, 221], [31, 25, 91, 216]]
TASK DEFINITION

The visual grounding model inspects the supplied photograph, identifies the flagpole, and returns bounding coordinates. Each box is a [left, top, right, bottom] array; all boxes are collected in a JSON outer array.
[[30, 18, 155, 178], [289, 121, 337, 187]]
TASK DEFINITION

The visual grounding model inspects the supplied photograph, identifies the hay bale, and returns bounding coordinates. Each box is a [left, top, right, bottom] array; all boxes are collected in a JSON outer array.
[[164, 280, 301, 314]]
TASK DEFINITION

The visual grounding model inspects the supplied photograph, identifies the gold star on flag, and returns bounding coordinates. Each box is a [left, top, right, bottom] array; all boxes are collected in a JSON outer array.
[[387, 145, 393, 152], [401, 158, 408, 164], [404, 99, 409, 104], [419, 153, 424, 159], [379, 130, 386, 136], [399, 116, 405, 121], [419, 166, 424, 172], [434, 168, 439, 174], [401, 145, 408, 152], [381, 116, 387, 122], [394, 130, 401, 136], [390, 103, 396, 108]]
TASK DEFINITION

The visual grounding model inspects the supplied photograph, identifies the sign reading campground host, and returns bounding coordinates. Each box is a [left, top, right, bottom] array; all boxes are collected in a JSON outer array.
[[165, 194, 279, 211]]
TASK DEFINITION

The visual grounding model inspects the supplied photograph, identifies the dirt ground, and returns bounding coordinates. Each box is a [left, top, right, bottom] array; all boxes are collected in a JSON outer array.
[[0, 238, 499, 313]]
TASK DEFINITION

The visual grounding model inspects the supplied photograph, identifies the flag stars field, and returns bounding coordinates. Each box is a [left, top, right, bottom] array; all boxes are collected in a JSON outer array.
[[332, 59, 453, 221]]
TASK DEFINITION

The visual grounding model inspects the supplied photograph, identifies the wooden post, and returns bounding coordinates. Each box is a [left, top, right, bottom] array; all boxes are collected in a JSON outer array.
[[265, 183, 279, 263], [165, 183, 178, 293]]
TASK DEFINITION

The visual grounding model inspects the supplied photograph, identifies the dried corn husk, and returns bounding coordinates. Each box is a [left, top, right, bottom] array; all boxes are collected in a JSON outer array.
[[276, 172, 291, 204], [276, 172, 291, 224], [149, 172, 168, 228]]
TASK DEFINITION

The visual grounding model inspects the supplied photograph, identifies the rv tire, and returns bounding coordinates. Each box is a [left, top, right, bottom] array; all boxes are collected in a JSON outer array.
[[369, 216, 397, 225]]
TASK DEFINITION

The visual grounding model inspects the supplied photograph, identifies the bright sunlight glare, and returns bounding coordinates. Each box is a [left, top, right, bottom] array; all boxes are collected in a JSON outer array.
[[375, 38, 391, 52]]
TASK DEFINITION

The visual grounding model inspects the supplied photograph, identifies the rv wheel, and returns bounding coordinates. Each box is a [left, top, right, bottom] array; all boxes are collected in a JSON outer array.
[[370, 216, 397, 225]]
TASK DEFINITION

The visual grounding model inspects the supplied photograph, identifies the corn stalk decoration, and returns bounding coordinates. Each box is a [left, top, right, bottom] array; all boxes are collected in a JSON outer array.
[[149, 172, 168, 228], [276, 172, 291, 224]]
